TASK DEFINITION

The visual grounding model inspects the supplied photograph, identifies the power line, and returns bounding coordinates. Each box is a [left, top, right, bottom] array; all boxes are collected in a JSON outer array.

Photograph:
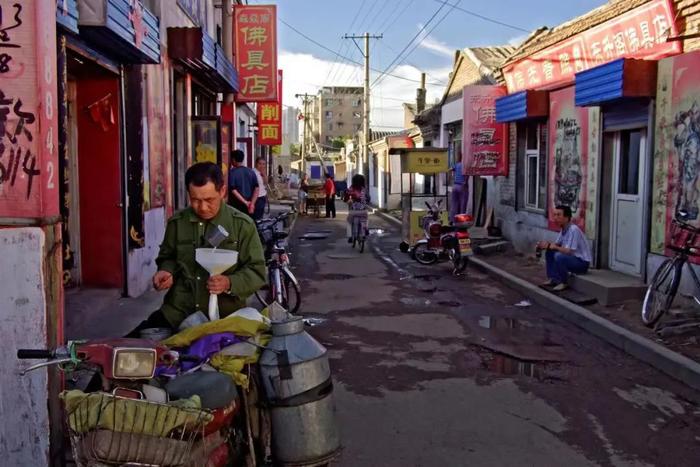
[[370, 2, 448, 88], [324, 0, 366, 86], [279, 17, 444, 86], [377, 0, 415, 35], [373, 0, 461, 88], [432, 0, 529, 33]]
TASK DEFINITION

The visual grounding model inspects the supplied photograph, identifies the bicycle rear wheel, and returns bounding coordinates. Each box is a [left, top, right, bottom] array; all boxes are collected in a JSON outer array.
[[642, 258, 682, 327]]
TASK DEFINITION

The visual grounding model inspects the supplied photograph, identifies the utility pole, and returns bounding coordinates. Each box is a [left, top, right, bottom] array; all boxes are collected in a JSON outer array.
[[295, 93, 314, 174], [344, 33, 382, 176]]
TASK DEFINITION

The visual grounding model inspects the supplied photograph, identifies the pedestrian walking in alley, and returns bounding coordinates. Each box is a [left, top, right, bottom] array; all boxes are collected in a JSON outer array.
[[253, 157, 268, 220], [298, 173, 310, 215], [324, 173, 336, 218], [450, 160, 468, 222], [228, 149, 259, 218], [129, 162, 266, 335], [537, 205, 592, 291], [344, 174, 370, 242]]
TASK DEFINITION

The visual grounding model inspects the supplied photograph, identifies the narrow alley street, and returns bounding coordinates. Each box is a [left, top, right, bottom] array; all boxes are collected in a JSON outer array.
[[290, 207, 700, 467]]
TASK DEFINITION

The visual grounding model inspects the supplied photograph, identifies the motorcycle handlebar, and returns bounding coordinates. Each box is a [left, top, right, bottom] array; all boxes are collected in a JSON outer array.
[[17, 349, 53, 359]]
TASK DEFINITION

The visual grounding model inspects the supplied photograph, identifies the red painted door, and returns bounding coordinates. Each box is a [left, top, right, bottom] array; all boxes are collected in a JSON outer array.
[[76, 78, 123, 288]]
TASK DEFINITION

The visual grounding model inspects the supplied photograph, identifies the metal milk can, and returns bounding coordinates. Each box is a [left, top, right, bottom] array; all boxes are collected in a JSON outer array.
[[260, 316, 341, 466]]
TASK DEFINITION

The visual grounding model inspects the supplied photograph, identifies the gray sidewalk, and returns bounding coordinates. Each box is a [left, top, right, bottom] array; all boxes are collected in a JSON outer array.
[[376, 210, 700, 391]]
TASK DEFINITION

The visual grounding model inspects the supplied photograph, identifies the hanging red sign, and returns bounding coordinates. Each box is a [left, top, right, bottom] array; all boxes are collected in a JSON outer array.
[[462, 86, 508, 176], [234, 5, 278, 102], [257, 70, 282, 145], [503, 0, 680, 93]]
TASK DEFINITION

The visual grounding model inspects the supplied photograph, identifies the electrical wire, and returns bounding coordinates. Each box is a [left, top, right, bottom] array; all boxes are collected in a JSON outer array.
[[432, 0, 529, 33], [369, 1, 448, 88], [323, 0, 367, 86], [279, 17, 444, 86]]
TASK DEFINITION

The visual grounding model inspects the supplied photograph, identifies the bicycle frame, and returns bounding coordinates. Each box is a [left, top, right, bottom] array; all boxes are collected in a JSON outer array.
[[351, 212, 368, 239]]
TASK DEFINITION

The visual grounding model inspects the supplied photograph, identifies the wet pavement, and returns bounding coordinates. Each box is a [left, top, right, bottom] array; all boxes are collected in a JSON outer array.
[[289, 207, 700, 467]]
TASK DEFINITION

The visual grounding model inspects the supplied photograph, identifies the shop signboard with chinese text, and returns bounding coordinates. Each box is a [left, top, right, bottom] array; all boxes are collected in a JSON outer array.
[[503, 0, 680, 93], [234, 5, 277, 102], [401, 150, 448, 174], [462, 86, 508, 176], [257, 70, 282, 145], [0, 1, 59, 218]]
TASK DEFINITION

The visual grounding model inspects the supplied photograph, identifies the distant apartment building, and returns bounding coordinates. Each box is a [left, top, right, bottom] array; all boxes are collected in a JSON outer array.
[[310, 86, 364, 147], [281, 106, 300, 155]]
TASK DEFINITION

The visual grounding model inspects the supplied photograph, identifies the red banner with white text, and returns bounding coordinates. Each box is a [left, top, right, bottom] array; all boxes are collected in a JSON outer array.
[[503, 0, 680, 93], [462, 85, 508, 176], [234, 5, 278, 102]]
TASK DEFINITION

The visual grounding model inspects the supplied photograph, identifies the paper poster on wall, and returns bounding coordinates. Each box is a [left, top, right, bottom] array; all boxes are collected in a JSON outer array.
[[652, 50, 700, 263], [548, 86, 589, 232]]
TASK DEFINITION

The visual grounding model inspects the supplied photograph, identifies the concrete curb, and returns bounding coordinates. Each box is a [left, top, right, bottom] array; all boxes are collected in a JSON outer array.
[[376, 210, 700, 391]]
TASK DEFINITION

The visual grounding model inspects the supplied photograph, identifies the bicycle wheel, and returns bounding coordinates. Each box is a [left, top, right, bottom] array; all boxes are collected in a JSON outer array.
[[413, 242, 438, 265], [282, 271, 302, 314], [255, 268, 280, 309], [642, 258, 682, 327]]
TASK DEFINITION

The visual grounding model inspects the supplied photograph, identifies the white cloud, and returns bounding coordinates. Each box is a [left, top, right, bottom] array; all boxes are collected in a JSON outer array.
[[418, 33, 454, 58], [279, 49, 451, 130]]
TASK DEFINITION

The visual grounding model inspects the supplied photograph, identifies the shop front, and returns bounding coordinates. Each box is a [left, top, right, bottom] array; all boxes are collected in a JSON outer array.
[[494, 0, 681, 277]]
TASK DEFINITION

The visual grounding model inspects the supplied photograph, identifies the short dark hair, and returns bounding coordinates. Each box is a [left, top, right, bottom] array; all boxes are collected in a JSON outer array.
[[185, 162, 224, 190], [232, 149, 245, 163], [555, 205, 572, 219], [255, 157, 266, 165], [351, 174, 365, 189]]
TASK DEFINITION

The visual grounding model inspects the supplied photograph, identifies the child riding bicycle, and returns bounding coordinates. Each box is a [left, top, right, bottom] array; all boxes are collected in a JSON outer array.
[[343, 174, 370, 243]]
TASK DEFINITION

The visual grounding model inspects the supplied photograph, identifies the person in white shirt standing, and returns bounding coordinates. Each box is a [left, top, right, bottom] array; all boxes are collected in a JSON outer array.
[[253, 157, 268, 220]]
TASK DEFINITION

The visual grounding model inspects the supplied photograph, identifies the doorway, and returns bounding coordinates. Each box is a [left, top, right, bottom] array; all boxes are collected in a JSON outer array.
[[63, 52, 124, 288], [608, 129, 647, 276]]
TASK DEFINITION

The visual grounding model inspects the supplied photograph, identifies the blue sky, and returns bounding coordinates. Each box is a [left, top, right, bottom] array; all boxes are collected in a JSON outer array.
[[259, 0, 608, 128]]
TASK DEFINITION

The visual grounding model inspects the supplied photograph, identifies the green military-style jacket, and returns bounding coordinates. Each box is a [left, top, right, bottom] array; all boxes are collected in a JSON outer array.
[[156, 204, 267, 327]]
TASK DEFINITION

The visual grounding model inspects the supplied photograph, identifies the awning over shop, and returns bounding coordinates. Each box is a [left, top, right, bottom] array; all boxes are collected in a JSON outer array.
[[168, 27, 239, 93], [495, 90, 549, 123], [575, 58, 657, 107], [77, 0, 160, 64], [57, 0, 79, 34]]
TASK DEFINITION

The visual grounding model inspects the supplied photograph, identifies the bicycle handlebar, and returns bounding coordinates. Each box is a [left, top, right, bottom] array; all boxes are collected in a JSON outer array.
[[17, 349, 53, 359]]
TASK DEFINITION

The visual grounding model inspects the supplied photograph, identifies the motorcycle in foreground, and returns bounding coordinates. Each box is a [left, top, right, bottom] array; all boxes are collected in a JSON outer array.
[[17, 335, 269, 466], [411, 200, 473, 275]]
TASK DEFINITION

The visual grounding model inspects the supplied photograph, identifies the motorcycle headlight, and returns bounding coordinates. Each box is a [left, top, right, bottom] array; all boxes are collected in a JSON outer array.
[[113, 348, 157, 379]]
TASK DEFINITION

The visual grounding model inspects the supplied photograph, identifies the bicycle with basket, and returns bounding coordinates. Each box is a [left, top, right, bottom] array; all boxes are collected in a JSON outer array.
[[642, 210, 700, 327]]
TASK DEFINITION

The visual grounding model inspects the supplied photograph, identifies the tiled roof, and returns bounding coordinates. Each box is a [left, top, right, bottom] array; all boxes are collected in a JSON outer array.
[[502, 0, 651, 66]]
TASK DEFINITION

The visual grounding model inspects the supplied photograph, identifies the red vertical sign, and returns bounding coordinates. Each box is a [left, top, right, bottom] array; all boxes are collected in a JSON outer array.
[[462, 85, 508, 176], [0, 1, 59, 218], [234, 5, 277, 102], [257, 70, 282, 145]]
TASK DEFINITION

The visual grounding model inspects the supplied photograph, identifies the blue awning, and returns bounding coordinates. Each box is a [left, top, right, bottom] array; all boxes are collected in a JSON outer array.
[[77, 0, 161, 64], [495, 90, 549, 123], [57, 0, 79, 34], [575, 58, 657, 107]]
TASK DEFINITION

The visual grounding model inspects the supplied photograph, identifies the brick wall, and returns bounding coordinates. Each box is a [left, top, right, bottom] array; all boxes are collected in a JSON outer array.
[[498, 123, 517, 207]]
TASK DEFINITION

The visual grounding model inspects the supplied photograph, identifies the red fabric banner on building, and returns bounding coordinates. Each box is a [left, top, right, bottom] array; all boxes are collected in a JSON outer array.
[[0, 1, 59, 218], [462, 85, 508, 176], [503, 0, 680, 93], [234, 5, 278, 102], [258, 70, 282, 145]]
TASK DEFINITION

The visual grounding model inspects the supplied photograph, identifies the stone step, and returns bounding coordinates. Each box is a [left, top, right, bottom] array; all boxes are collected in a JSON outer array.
[[569, 269, 647, 306]]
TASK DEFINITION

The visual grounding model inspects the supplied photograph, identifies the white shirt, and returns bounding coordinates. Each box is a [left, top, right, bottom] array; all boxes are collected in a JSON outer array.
[[254, 169, 267, 197]]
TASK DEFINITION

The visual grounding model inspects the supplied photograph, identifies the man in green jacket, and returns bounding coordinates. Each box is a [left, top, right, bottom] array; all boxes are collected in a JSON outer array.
[[132, 162, 267, 333]]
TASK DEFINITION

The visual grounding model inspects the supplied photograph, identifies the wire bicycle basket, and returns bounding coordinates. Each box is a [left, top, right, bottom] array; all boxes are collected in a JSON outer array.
[[62, 391, 212, 467]]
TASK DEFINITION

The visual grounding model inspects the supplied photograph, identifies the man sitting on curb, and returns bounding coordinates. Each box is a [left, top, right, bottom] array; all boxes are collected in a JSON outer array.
[[536, 205, 592, 291]]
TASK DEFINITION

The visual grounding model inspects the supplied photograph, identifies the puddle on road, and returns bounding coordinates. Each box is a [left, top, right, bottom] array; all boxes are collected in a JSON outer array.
[[322, 273, 355, 280], [413, 274, 443, 281], [299, 232, 331, 240], [437, 300, 461, 308], [303, 317, 327, 327], [400, 297, 432, 307], [478, 315, 533, 331], [479, 352, 567, 382], [368, 228, 387, 237]]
